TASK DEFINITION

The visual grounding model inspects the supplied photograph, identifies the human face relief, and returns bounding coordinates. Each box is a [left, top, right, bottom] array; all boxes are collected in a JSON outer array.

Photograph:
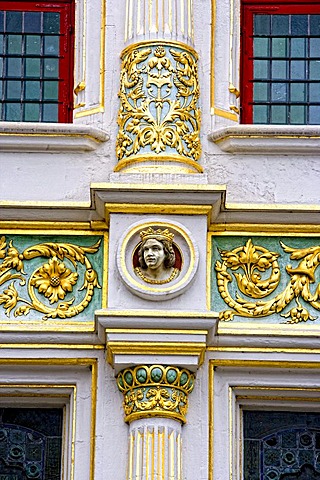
[[142, 239, 166, 270]]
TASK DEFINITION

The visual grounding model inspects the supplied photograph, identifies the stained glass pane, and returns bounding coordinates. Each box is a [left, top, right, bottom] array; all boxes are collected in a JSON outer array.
[[0, 6, 68, 122], [244, 411, 320, 480], [252, 13, 320, 125], [0, 408, 63, 479]]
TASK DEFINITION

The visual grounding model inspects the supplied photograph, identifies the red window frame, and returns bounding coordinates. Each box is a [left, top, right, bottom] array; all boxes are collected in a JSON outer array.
[[240, 0, 320, 124], [0, 0, 74, 123]]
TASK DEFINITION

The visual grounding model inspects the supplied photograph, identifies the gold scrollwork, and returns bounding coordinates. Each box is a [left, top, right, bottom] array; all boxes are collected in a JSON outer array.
[[116, 42, 201, 163], [215, 239, 320, 324], [0, 236, 101, 320]]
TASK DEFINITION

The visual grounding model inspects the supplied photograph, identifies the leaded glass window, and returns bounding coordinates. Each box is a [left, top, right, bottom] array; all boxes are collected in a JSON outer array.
[[0, 1, 74, 122], [243, 410, 320, 480], [0, 407, 63, 479], [241, 1, 320, 125]]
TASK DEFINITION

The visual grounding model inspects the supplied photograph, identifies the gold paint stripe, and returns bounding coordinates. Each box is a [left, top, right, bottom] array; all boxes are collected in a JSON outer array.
[[102, 309, 218, 318], [106, 328, 208, 334], [208, 346, 320, 354], [114, 153, 203, 173], [169, 430, 175, 479], [0, 344, 104, 350], [71, 385, 77, 480], [169, 0, 172, 32], [128, 431, 134, 480], [90, 360, 97, 480], [137, 430, 143, 478], [212, 107, 238, 121], [152, 428, 155, 480], [210, 0, 216, 109], [177, 432, 181, 480], [208, 364, 214, 480], [0, 223, 102, 231], [180, 0, 185, 35], [228, 386, 233, 480], [210, 223, 320, 234], [210, 359, 320, 369], [92, 181, 225, 191]]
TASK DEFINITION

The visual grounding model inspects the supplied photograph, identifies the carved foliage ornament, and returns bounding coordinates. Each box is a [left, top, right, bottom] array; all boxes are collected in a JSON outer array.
[[116, 42, 201, 162], [215, 239, 320, 323], [116, 365, 195, 424], [0, 235, 102, 320]]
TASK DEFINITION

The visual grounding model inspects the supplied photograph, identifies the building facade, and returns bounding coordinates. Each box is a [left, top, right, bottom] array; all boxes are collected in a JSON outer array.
[[1, 0, 320, 479]]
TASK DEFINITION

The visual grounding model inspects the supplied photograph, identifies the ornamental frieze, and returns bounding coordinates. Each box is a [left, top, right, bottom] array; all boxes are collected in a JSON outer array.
[[0, 234, 104, 322], [211, 236, 320, 324]]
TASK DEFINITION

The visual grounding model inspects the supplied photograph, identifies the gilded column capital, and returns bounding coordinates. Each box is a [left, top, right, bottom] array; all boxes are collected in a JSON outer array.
[[116, 364, 195, 424]]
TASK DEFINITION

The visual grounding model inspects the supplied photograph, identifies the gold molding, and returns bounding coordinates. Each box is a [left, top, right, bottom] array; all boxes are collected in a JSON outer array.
[[114, 155, 203, 174], [210, 223, 320, 234], [104, 203, 212, 226], [121, 39, 198, 59], [217, 322, 320, 337], [208, 345, 320, 354], [107, 341, 206, 367], [208, 359, 320, 480], [211, 107, 238, 122], [0, 358, 97, 480], [0, 343, 104, 349], [100, 308, 218, 319], [74, 0, 105, 118]]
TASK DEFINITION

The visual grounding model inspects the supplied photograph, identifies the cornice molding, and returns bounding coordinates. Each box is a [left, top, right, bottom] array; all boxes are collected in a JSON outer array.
[[0, 122, 109, 152], [209, 125, 320, 154]]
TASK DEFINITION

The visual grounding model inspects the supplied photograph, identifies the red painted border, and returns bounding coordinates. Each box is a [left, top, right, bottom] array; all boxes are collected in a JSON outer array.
[[240, 1, 320, 124], [0, 0, 74, 123]]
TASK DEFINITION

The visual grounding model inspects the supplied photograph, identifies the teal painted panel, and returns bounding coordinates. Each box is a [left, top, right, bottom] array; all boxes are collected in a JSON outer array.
[[0, 234, 104, 322], [211, 235, 320, 324]]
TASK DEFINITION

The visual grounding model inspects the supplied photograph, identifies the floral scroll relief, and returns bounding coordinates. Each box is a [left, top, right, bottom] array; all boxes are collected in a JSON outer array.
[[215, 239, 320, 324], [0, 236, 101, 320], [116, 44, 201, 162]]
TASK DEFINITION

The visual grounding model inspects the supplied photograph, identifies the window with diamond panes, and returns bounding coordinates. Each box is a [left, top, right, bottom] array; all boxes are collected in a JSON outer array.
[[0, 407, 63, 479], [241, 1, 320, 125], [0, 1, 74, 122], [243, 410, 320, 480]]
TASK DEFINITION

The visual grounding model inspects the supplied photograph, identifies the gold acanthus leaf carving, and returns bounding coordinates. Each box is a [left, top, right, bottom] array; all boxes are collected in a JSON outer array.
[[215, 239, 320, 323], [0, 237, 101, 320], [116, 44, 201, 162]]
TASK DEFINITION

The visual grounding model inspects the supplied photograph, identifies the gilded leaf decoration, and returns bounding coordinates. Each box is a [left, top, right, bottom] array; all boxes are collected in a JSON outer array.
[[0, 236, 102, 320], [116, 43, 201, 162], [215, 239, 320, 324]]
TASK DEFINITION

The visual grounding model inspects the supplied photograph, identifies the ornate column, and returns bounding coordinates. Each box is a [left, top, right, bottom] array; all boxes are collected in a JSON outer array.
[[97, 310, 218, 480], [115, 0, 202, 174], [116, 365, 194, 479]]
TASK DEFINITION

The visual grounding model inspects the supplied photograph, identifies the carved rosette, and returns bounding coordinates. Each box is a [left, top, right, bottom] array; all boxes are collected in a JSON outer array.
[[115, 41, 202, 173], [116, 365, 195, 424]]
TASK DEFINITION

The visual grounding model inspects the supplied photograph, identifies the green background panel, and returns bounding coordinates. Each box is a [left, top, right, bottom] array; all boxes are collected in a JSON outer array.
[[0, 234, 104, 322], [211, 235, 320, 324]]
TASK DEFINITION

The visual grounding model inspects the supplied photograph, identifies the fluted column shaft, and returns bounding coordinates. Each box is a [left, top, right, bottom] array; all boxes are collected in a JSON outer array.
[[128, 418, 182, 480]]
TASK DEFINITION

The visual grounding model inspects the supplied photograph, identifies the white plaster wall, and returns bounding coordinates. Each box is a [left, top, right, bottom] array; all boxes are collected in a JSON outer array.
[[0, 0, 319, 206]]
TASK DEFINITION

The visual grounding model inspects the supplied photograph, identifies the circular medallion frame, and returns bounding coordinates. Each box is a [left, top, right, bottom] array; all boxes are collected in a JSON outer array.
[[116, 219, 199, 300]]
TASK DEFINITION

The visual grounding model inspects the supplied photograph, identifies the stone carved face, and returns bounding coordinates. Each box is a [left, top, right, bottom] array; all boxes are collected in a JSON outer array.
[[142, 239, 166, 270], [138, 237, 175, 271]]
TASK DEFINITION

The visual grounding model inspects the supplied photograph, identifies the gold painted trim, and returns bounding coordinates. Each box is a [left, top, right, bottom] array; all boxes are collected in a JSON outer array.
[[121, 39, 198, 60], [210, 0, 216, 110], [99, 308, 218, 318], [210, 223, 320, 234], [0, 222, 96, 232], [0, 358, 97, 480], [107, 341, 206, 366], [125, 410, 186, 424], [114, 154, 203, 174], [208, 360, 320, 480], [0, 344, 104, 349], [92, 181, 226, 192], [211, 107, 238, 121], [208, 346, 320, 354], [217, 322, 320, 337], [0, 321, 95, 333], [106, 328, 208, 334], [74, 0, 105, 119], [104, 203, 212, 226]]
